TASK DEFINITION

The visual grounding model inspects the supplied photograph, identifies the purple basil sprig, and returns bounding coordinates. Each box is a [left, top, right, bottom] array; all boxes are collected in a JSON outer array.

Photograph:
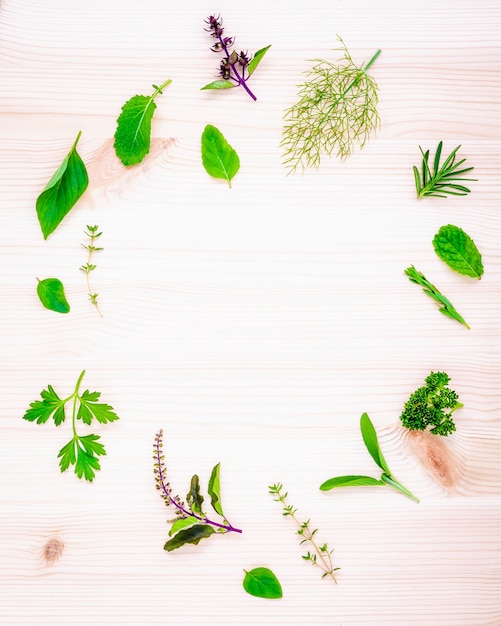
[[201, 15, 271, 101]]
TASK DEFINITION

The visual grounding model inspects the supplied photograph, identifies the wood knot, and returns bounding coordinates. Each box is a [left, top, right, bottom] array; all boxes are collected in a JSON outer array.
[[43, 537, 64, 565], [406, 429, 460, 489]]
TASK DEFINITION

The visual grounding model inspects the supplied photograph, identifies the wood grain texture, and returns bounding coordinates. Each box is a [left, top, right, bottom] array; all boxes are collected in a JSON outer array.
[[0, 0, 500, 624]]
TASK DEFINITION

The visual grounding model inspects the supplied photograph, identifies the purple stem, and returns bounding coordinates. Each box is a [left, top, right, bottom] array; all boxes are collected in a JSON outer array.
[[154, 437, 242, 534], [218, 36, 257, 101]]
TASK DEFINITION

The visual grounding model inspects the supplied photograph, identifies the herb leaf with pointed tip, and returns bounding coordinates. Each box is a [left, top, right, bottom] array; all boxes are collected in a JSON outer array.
[[433, 224, 484, 279], [114, 79, 171, 166], [36, 277, 70, 314], [36, 131, 88, 239], [243, 567, 283, 599], [201, 124, 240, 187], [208, 462, 224, 518]]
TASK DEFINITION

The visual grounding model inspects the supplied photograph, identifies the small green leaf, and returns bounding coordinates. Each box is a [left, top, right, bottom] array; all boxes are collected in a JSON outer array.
[[432, 224, 484, 279], [201, 80, 234, 91], [201, 124, 240, 187], [36, 131, 88, 239], [163, 524, 215, 552], [36, 278, 70, 314], [23, 385, 66, 424], [186, 474, 204, 515], [247, 45, 271, 76], [77, 390, 120, 424], [207, 462, 224, 517], [243, 567, 283, 599], [319, 475, 385, 491], [114, 79, 171, 166], [168, 516, 201, 537], [359, 413, 391, 474]]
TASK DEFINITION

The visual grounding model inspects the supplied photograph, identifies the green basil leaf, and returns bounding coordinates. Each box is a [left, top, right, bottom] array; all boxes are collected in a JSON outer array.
[[36, 132, 88, 239], [114, 80, 171, 166], [432, 224, 484, 279], [201, 80, 234, 91], [207, 462, 224, 517], [243, 567, 283, 599], [201, 124, 240, 187], [163, 524, 215, 552], [168, 516, 201, 537], [36, 278, 70, 314], [186, 474, 204, 515], [359, 413, 391, 475], [247, 45, 271, 76], [319, 475, 385, 491]]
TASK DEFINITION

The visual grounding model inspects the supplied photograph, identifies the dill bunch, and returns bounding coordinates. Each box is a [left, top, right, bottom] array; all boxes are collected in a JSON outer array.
[[281, 36, 381, 173]]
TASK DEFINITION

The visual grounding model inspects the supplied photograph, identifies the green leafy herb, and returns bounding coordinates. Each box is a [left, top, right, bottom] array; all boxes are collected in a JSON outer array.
[[400, 371, 462, 436], [404, 265, 470, 329], [268, 483, 339, 583], [320, 413, 419, 502], [413, 141, 476, 198], [281, 36, 381, 173], [36, 131, 89, 239], [36, 277, 70, 314], [114, 79, 171, 166], [153, 430, 241, 551], [201, 124, 240, 187], [433, 224, 484, 279], [80, 225, 103, 316], [23, 370, 119, 481], [243, 567, 283, 599]]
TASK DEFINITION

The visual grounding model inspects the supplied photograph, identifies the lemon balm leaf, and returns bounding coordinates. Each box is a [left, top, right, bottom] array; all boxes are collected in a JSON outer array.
[[432, 224, 484, 279], [36, 277, 70, 314], [36, 131, 88, 239], [114, 79, 171, 166], [201, 124, 240, 187], [243, 567, 283, 599]]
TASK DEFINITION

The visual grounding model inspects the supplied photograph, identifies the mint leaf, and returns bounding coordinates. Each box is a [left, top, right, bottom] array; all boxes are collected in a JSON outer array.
[[243, 567, 283, 599], [207, 462, 224, 517], [201, 124, 240, 187], [320, 475, 385, 490], [36, 277, 70, 314], [36, 131, 88, 239], [114, 80, 171, 166], [432, 224, 484, 279], [163, 524, 215, 552], [247, 45, 271, 76]]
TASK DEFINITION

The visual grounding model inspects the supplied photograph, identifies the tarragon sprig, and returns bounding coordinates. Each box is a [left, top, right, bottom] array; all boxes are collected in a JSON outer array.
[[269, 483, 339, 583], [413, 141, 476, 198], [80, 225, 103, 317]]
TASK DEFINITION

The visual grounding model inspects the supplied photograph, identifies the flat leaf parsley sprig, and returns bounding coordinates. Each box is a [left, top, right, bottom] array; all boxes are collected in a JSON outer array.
[[153, 430, 242, 551]]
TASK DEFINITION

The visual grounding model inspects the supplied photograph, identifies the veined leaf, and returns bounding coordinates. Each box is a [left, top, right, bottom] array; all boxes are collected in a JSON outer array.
[[201, 124, 240, 187], [77, 389, 120, 424], [432, 224, 484, 279], [207, 462, 224, 517], [36, 277, 70, 314], [168, 516, 201, 538], [360, 412, 391, 475], [23, 385, 66, 425], [36, 131, 88, 239], [243, 567, 283, 599], [114, 79, 171, 166], [163, 524, 215, 551], [201, 80, 234, 91], [186, 474, 204, 515], [247, 45, 271, 76], [319, 475, 384, 491]]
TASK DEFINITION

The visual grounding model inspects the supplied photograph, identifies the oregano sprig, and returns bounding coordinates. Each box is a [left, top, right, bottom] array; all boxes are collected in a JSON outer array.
[[23, 370, 119, 481], [153, 430, 242, 551], [413, 141, 476, 198], [80, 225, 103, 317], [268, 483, 339, 583]]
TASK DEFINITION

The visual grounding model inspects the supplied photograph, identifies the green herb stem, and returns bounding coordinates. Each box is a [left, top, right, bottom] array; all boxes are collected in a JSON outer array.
[[71, 370, 86, 437]]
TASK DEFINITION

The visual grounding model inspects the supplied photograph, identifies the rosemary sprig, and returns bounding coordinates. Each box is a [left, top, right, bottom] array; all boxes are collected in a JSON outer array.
[[405, 265, 470, 329], [413, 141, 476, 198], [281, 36, 381, 173], [269, 483, 339, 583], [80, 225, 103, 317]]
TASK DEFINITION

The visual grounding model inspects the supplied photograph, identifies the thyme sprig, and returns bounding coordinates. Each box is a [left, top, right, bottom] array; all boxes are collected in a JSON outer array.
[[413, 141, 476, 198], [269, 483, 339, 583], [80, 225, 103, 317], [281, 36, 381, 173]]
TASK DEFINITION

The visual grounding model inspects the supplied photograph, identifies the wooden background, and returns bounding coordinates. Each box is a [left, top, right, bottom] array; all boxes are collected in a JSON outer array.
[[1, 0, 500, 624]]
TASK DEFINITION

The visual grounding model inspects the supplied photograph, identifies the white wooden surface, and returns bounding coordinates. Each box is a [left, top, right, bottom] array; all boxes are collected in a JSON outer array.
[[1, 0, 500, 624]]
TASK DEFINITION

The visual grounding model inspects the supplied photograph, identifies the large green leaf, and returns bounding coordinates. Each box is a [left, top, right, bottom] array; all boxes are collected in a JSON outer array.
[[207, 463, 224, 517], [168, 516, 201, 538], [36, 278, 70, 314], [247, 45, 271, 76], [201, 124, 240, 187], [432, 224, 484, 279], [319, 475, 384, 491], [163, 524, 215, 552], [243, 567, 282, 599], [359, 412, 391, 475]]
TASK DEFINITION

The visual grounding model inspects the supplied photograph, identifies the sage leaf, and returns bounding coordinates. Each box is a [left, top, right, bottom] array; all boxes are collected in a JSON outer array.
[[36, 278, 70, 314], [36, 131, 88, 239], [114, 79, 171, 166], [432, 224, 484, 279], [360, 412, 391, 475], [163, 524, 215, 552], [247, 45, 271, 76], [201, 79, 234, 91], [168, 515, 201, 537], [201, 124, 240, 187], [243, 567, 283, 599], [186, 474, 204, 515], [208, 462, 224, 517], [319, 475, 385, 490]]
